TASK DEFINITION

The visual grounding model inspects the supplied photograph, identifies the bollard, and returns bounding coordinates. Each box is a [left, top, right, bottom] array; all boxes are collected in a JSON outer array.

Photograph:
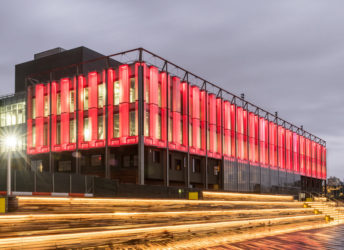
[[188, 192, 199, 200], [0, 197, 7, 213]]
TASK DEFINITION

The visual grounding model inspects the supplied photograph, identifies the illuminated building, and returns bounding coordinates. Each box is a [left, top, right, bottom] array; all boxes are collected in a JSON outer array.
[[0, 47, 327, 194]]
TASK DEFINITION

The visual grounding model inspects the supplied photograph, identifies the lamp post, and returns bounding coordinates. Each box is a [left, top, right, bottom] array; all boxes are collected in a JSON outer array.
[[5, 135, 16, 196]]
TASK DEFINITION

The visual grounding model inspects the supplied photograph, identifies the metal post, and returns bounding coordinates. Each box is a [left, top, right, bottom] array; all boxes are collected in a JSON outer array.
[[105, 58, 110, 179], [7, 151, 11, 196], [164, 64, 170, 187], [284, 122, 287, 191], [49, 72, 53, 173], [220, 91, 224, 190], [291, 126, 294, 189], [24, 78, 30, 171], [275, 112, 279, 193], [75, 66, 80, 174], [204, 83, 208, 189], [234, 98, 238, 192], [299, 128, 301, 190], [243, 95, 250, 192], [137, 49, 145, 185], [267, 114, 271, 192], [257, 109, 261, 193], [186, 74, 190, 188]]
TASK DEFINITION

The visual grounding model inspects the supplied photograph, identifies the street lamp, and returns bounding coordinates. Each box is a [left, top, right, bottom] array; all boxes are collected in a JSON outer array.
[[5, 135, 17, 196]]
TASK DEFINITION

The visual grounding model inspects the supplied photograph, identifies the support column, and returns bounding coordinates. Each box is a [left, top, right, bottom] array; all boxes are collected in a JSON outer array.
[[49, 72, 53, 173], [220, 91, 224, 190], [186, 76, 190, 188], [75, 67, 80, 174], [204, 83, 208, 189], [164, 65, 169, 187], [104, 60, 110, 179], [137, 57, 145, 185]]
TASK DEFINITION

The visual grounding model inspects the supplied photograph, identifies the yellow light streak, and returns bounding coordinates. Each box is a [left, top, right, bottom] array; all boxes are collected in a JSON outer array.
[[16, 196, 301, 205], [0, 208, 314, 223], [0, 215, 325, 248], [203, 191, 294, 201]]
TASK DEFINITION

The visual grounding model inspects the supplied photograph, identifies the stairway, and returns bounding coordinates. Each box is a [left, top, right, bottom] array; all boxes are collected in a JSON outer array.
[[0, 192, 332, 249], [305, 198, 344, 223]]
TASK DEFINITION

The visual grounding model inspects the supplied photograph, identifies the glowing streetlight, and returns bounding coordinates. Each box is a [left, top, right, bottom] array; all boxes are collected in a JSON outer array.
[[5, 134, 17, 196]]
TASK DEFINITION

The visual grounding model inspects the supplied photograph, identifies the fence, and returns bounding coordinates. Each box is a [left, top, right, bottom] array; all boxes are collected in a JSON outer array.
[[0, 169, 203, 199], [0, 169, 94, 195]]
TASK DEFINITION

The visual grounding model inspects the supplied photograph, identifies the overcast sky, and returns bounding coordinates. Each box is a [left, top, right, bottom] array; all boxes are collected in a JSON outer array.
[[0, 0, 343, 179]]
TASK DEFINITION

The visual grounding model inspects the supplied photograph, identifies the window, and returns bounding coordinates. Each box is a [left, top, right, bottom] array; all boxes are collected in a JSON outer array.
[[189, 123, 192, 147], [168, 117, 172, 142], [207, 128, 210, 150], [153, 150, 160, 163], [0, 102, 25, 127], [130, 78, 135, 103], [6, 106, 11, 125], [198, 126, 202, 149], [56, 93, 61, 115], [169, 84, 173, 110], [122, 154, 138, 168], [144, 111, 149, 136], [98, 83, 105, 108], [83, 87, 89, 110], [44, 96, 49, 116], [70, 119, 76, 143], [180, 91, 183, 115], [169, 154, 172, 170], [129, 111, 136, 136], [123, 155, 131, 168], [113, 113, 119, 138], [157, 113, 161, 139], [192, 158, 201, 173], [56, 121, 61, 144], [11, 104, 17, 124], [32, 98, 36, 119], [158, 83, 162, 107], [145, 77, 149, 103], [0, 108, 5, 127], [214, 165, 220, 176], [91, 155, 102, 167], [43, 123, 48, 146], [179, 120, 183, 144], [84, 117, 90, 141], [18, 103, 25, 124], [31, 160, 43, 172], [98, 115, 104, 140], [175, 159, 182, 171], [114, 81, 120, 105], [70, 90, 75, 112], [133, 155, 138, 167], [214, 131, 217, 152], [58, 161, 71, 172], [32, 125, 36, 147]]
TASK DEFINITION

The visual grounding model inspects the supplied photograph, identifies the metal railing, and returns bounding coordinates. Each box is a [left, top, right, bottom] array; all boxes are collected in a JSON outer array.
[[0, 169, 94, 195], [305, 191, 343, 224]]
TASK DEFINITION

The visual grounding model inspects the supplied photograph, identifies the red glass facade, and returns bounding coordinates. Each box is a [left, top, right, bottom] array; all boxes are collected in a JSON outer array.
[[26, 61, 327, 180]]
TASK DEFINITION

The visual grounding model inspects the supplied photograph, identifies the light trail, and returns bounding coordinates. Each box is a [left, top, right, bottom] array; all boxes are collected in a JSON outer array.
[[0, 208, 314, 222], [203, 191, 294, 201], [16, 196, 303, 205], [0, 215, 324, 249]]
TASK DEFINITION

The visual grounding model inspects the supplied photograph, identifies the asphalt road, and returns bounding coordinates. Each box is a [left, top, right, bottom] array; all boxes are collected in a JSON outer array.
[[210, 224, 344, 250]]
